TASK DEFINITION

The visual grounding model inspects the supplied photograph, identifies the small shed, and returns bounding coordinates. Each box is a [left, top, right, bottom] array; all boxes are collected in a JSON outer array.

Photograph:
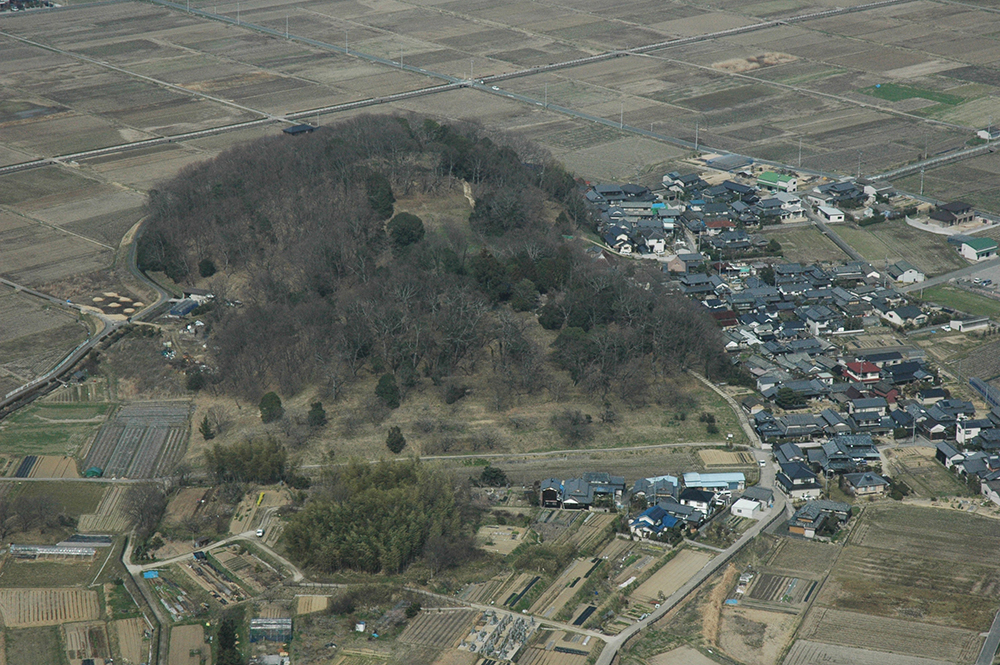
[[282, 124, 315, 136]]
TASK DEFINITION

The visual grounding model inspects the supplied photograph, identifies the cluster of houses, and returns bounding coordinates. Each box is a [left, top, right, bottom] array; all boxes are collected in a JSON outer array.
[[539, 467, 858, 542], [539, 471, 761, 539], [590, 165, 903, 260]]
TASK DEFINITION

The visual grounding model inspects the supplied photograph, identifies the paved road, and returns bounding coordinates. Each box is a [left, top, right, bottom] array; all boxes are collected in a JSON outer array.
[[899, 257, 1000, 293], [594, 486, 787, 665], [0, 213, 172, 415], [977, 609, 1000, 665], [806, 210, 865, 263]]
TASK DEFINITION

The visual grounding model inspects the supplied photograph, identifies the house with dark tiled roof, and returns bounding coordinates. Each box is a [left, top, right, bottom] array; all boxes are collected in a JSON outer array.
[[842, 472, 889, 497], [787, 500, 851, 539], [776, 461, 822, 500]]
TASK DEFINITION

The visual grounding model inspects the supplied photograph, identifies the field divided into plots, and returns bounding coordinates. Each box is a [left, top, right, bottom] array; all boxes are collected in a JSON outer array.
[[397, 609, 477, 648], [78, 486, 132, 533], [84, 401, 189, 478], [0, 589, 100, 627]]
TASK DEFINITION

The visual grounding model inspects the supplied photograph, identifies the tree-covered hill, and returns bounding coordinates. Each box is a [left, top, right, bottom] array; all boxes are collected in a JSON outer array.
[[138, 114, 735, 407]]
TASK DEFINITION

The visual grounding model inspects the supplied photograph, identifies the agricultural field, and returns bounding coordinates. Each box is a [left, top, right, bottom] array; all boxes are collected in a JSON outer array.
[[797, 607, 981, 663], [213, 547, 283, 594], [894, 151, 1000, 215], [529, 557, 604, 619], [783, 640, 955, 665], [631, 549, 713, 605], [5, 626, 63, 665], [697, 449, 756, 467], [397, 609, 477, 649], [476, 524, 529, 556], [83, 400, 190, 478], [295, 595, 329, 615], [0, 402, 108, 458], [168, 624, 210, 665], [13, 481, 106, 519], [833, 222, 967, 277], [78, 485, 134, 533], [804, 502, 1000, 661], [518, 630, 596, 665], [113, 617, 148, 665], [163, 487, 209, 525], [0, 588, 99, 627], [761, 225, 849, 265], [0, 559, 100, 589], [63, 621, 110, 665], [229, 487, 292, 534], [718, 606, 798, 665], [914, 284, 1000, 319], [882, 447, 968, 498], [765, 539, 840, 576]]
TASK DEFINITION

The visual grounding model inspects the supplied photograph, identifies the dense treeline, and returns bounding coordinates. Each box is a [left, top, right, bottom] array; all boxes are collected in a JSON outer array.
[[139, 114, 734, 404], [282, 459, 475, 574]]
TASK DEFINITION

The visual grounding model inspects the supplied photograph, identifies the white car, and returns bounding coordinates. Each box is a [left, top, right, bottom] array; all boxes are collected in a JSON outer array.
[[256, 528, 265, 538]]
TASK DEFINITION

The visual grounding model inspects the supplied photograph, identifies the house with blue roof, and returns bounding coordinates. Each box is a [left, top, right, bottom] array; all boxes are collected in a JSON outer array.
[[629, 506, 679, 537]]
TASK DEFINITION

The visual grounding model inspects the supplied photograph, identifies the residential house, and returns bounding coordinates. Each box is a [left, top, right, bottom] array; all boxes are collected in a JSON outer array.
[[776, 461, 823, 500], [930, 201, 974, 227], [665, 253, 706, 273], [656, 497, 706, 526], [842, 472, 890, 497], [814, 434, 881, 473], [879, 304, 927, 328], [787, 500, 851, 539], [679, 488, 715, 513], [817, 206, 845, 223], [540, 473, 625, 509], [848, 397, 887, 416], [629, 505, 679, 537], [958, 417, 994, 445], [758, 171, 797, 192], [844, 361, 880, 384], [741, 486, 774, 507], [631, 475, 679, 503], [935, 441, 965, 469]]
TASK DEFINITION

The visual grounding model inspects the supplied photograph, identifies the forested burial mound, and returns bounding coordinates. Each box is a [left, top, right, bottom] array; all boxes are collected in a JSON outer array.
[[138, 115, 745, 577], [137, 114, 738, 408]]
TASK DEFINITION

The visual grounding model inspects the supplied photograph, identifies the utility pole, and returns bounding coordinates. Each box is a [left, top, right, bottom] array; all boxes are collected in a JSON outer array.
[[695, 119, 699, 152], [798, 137, 802, 168], [285, 15, 288, 38], [620, 102, 624, 129], [345, 30, 349, 54], [920, 167, 925, 196], [236, 2, 240, 25], [857, 150, 862, 179], [544, 83, 547, 107]]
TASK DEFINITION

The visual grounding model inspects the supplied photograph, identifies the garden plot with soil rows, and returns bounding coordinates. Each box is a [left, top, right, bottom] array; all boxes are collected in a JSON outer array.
[[398, 609, 478, 648], [78, 485, 132, 533], [63, 621, 110, 665], [0, 588, 99, 627], [113, 617, 147, 665], [631, 549, 713, 605], [83, 401, 190, 478]]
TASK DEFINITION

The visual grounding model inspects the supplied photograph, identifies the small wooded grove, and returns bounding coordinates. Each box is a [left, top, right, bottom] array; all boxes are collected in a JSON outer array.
[[138, 114, 737, 407], [282, 459, 475, 574]]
